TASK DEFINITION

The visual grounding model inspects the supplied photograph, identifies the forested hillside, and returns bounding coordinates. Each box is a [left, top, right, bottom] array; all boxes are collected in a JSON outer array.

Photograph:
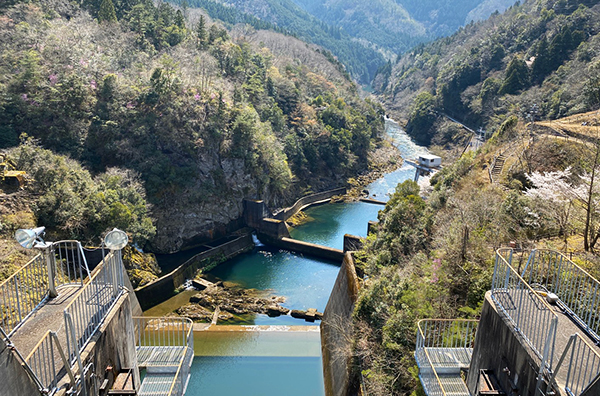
[[0, 0, 385, 253], [375, 0, 600, 146], [185, 0, 517, 84], [351, 1, 600, 395], [180, 0, 385, 83], [291, 0, 516, 57]]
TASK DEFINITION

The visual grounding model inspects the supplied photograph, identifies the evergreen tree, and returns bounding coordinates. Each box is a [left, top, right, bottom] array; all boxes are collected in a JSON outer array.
[[531, 37, 551, 84], [499, 57, 530, 95], [98, 0, 118, 23], [175, 9, 185, 29], [196, 15, 207, 48]]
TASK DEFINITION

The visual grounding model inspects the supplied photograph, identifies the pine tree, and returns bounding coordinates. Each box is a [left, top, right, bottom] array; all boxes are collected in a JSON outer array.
[[531, 37, 551, 84], [196, 15, 207, 49], [175, 9, 185, 29], [98, 0, 118, 23], [499, 57, 530, 95]]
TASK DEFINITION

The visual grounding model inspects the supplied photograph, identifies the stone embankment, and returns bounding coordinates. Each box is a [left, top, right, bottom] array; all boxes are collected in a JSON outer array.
[[178, 277, 323, 323], [135, 231, 254, 310]]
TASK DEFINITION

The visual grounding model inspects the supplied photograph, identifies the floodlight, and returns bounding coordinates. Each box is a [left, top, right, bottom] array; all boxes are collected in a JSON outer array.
[[104, 228, 128, 250], [15, 227, 46, 249]]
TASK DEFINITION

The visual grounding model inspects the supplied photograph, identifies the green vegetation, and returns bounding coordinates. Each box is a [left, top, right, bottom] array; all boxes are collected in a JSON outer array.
[[9, 140, 156, 245], [377, 0, 600, 146], [352, 110, 600, 394], [0, 0, 384, 251], [292, 0, 517, 62], [182, 0, 384, 83]]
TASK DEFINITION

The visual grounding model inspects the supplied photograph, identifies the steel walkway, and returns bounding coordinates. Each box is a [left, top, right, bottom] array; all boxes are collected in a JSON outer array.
[[416, 320, 477, 396]]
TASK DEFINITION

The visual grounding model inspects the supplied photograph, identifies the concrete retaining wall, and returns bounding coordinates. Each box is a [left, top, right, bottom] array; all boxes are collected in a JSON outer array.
[[260, 236, 344, 262], [467, 291, 543, 396], [273, 188, 347, 221], [343, 235, 364, 253], [135, 232, 254, 310], [321, 253, 361, 396], [0, 337, 40, 396]]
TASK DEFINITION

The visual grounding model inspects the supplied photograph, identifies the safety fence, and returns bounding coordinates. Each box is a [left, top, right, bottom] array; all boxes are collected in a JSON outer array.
[[64, 250, 125, 365], [25, 330, 76, 395], [53, 241, 90, 287], [0, 241, 89, 337], [522, 249, 600, 343], [0, 254, 48, 336], [492, 248, 558, 368], [552, 333, 600, 396], [415, 319, 478, 396], [135, 317, 194, 396]]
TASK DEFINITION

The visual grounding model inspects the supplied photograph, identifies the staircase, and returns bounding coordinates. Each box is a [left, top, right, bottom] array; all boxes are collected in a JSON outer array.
[[489, 154, 506, 184]]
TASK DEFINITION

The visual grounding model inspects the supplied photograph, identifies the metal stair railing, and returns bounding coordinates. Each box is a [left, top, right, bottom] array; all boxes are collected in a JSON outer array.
[[135, 317, 194, 396], [551, 333, 600, 396], [25, 330, 77, 395], [415, 319, 478, 396]]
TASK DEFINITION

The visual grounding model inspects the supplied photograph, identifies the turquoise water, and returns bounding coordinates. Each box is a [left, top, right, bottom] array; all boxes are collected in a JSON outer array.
[[189, 356, 325, 396], [208, 246, 339, 325], [187, 330, 324, 396], [289, 119, 429, 249], [289, 202, 382, 249], [160, 120, 425, 396]]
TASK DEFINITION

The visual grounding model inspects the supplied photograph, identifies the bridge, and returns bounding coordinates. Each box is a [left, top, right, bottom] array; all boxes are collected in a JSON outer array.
[[416, 249, 600, 396]]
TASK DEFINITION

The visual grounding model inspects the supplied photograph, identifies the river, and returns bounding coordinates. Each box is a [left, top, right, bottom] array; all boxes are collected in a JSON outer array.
[[150, 119, 427, 396]]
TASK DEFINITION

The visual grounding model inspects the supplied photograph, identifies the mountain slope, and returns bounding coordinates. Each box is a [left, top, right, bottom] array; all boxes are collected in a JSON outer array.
[[0, 0, 386, 252], [182, 0, 385, 83], [375, 0, 600, 146], [291, 0, 517, 55]]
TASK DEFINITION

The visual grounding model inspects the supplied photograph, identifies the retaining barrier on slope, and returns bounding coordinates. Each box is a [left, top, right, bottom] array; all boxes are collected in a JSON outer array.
[[273, 188, 347, 222], [321, 253, 361, 396], [135, 232, 254, 310]]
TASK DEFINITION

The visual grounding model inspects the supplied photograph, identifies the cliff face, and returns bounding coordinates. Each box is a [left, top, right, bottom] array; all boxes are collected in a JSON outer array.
[[151, 157, 258, 253], [0, 0, 385, 253]]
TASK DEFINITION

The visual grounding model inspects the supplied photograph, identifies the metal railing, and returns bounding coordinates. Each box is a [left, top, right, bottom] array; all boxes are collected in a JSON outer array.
[[0, 241, 90, 336], [25, 330, 76, 395], [522, 249, 600, 343], [415, 345, 447, 396], [552, 333, 600, 396], [0, 254, 49, 336], [52, 241, 90, 288], [415, 319, 478, 396], [134, 316, 194, 364], [135, 317, 194, 396], [167, 345, 193, 396], [417, 319, 478, 351], [492, 248, 558, 368], [64, 250, 125, 365]]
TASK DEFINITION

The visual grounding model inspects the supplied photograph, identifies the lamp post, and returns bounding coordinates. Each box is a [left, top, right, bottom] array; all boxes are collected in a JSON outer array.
[[15, 226, 58, 298]]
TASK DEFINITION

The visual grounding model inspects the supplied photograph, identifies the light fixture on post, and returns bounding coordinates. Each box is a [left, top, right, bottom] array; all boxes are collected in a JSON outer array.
[[102, 228, 128, 294], [15, 226, 47, 249], [15, 226, 58, 298], [104, 228, 129, 251]]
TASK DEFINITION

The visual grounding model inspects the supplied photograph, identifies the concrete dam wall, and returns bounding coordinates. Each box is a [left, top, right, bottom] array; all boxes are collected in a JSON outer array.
[[321, 253, 361, 396]]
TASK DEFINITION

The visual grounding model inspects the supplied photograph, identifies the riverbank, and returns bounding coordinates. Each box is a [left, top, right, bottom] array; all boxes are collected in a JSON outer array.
[[344, 138, 404, 201]]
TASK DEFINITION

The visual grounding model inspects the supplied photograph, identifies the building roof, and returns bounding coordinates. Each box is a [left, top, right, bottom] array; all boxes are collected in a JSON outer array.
[[419, 154, 441, 160]]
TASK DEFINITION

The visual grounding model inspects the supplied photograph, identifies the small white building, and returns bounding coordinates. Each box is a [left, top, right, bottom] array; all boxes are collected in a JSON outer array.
[[418, 154, 442, 168]]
